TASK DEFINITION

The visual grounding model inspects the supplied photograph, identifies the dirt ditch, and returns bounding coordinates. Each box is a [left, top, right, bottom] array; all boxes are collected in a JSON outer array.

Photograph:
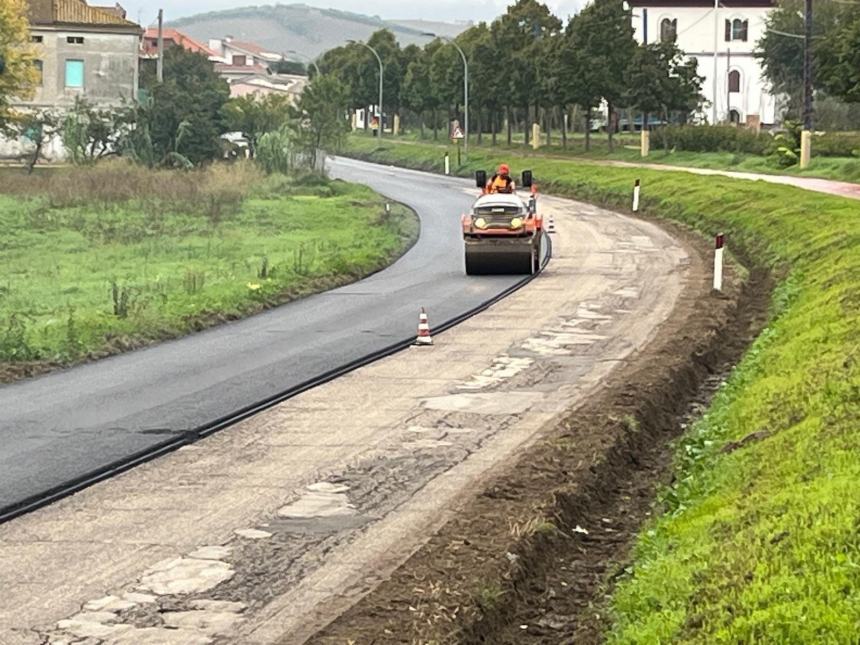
[[308, 222, 772, 644]]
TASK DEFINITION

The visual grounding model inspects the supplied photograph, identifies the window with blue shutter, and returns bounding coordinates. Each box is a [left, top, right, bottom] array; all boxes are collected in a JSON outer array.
[[65, 60, 84, 88]]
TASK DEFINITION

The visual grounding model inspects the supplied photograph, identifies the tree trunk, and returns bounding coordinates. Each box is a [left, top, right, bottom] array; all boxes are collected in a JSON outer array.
[[545, 108, 551, 146], [477, 109, 483, 145], [524, 104, 530, 146], [561, 105, 568, 149], [492, 109, 498, 146], [506, 105, 512, 146], [585, 107, 591, 152], [433, 109, 438, 140], [607, 102, 614, 152], [364, 106, 369, 131], [420, 113, 425, 139]]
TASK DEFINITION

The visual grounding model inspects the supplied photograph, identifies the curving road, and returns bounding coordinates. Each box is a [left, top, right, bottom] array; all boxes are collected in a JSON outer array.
[[0, 158, 535, 517]]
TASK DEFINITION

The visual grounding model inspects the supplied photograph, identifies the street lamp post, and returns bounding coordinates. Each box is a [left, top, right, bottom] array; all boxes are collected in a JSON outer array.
[[424, 32, 469, 156], [349, 40, 383, 138], [712, 0, 719, 124], [285, 50, 321, 77]]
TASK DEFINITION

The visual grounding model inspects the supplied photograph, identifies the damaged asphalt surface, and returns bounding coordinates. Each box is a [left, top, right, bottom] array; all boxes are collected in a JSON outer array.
[[0, 161, 694, 645]]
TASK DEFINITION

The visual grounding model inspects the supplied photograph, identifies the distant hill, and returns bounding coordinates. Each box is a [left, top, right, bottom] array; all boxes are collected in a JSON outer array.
[[171, 4, 472, 60]]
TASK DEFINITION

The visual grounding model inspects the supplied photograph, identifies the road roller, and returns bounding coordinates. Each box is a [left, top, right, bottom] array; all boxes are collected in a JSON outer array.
[[461, 169, 543, 275]]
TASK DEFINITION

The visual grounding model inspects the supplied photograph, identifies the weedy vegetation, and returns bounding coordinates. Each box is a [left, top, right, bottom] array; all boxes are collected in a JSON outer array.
[[0, 161, 417, 379]]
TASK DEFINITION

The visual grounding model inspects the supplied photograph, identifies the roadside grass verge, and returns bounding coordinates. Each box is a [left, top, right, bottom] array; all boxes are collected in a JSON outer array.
[[0, 161, 418, 381], [343, 136, 860, 641], [366, 131, 860, 183]]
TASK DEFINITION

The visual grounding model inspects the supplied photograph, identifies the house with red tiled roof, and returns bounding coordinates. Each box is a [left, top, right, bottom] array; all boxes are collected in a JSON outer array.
[[23, 0, 142, 109], [141, 28, 218, 59]]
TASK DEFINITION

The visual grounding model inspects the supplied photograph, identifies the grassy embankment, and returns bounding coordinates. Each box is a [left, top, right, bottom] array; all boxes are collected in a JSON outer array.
[[385, 130, 860, 183], [0, 162, 417, 380], [345, 135, 860, 642]]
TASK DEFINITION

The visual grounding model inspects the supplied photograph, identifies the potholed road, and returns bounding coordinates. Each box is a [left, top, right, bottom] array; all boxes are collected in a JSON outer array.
[[0, 158, 535, 516]]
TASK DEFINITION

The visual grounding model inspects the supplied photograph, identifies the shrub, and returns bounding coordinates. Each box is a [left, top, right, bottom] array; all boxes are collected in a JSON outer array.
[[657, 125, 770, 155], [813, 132, 860, 158], [256, 127, 293, 175]]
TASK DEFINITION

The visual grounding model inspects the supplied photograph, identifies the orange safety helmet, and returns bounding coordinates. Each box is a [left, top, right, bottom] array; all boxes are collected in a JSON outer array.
[[499, 163, 510, 175]]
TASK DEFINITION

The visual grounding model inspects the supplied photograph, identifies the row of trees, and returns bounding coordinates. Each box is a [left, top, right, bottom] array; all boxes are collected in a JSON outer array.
[[317, 0, 703, 150], [757, 0, 860, 121]]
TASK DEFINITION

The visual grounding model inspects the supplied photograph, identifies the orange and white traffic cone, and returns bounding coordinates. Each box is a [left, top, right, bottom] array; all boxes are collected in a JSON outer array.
[[415, 307, 433, 346]]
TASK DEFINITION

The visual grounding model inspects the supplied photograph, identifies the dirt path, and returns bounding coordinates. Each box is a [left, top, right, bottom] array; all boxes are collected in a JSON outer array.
[[0, 191, 689, 644], [598, 159, 860, 201]]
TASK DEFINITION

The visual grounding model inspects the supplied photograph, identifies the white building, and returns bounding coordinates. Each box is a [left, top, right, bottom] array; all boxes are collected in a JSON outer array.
[[628, 0, 779, 127]]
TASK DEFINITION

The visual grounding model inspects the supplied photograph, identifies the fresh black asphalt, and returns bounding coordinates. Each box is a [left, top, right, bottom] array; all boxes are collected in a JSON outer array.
[[0, 158, 526, 513]]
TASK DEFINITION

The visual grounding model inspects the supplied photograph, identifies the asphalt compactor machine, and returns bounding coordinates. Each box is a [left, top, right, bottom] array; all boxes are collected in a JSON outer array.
[[461, 170, 543, 275]]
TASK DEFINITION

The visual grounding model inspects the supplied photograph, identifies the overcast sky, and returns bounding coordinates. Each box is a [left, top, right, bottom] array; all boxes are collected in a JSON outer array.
[[128, 1, 585, 29]]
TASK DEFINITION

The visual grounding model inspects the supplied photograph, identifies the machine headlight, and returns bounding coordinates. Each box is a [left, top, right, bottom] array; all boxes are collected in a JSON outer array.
[[474, 217, 488, 229], [510, 217, 524, 229]]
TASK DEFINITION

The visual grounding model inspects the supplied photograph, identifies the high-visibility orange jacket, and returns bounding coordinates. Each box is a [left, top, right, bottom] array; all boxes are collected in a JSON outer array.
[[487, 174, 515, 194]]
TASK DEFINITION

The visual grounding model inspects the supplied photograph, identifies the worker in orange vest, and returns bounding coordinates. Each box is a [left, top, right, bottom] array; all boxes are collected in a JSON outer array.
[[486, 164, 516, 194]]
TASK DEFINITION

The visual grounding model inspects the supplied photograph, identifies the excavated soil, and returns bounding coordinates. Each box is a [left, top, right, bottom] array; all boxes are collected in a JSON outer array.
[[308, 222, 772, 644]]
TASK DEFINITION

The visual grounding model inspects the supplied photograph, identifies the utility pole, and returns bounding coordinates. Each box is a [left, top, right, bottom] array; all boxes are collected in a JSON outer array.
[[800, 0, 813, 168], [726, 47, 731, 123], [640, 9, 650, 157], [156, 9, 164, 83], [712, 0, 719, 124]]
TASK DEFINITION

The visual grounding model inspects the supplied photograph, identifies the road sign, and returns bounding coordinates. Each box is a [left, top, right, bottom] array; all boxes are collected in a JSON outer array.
[[451, 127, 465, 140]]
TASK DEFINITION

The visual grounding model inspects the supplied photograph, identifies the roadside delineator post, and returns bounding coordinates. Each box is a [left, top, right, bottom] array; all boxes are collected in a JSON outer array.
[[632, 179, 641, 212], [415, 308, 433, 346], [713, 233, 725, 292], [444, 154, 451, 176], [546, 213, 557, 234]]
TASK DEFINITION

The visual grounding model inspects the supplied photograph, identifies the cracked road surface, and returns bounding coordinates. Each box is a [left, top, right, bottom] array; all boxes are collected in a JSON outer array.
[[0, 163, 691, 645]]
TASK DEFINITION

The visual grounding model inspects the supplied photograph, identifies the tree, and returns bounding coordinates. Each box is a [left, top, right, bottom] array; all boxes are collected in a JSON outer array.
[[402, 49, 434, 137], [292, 75, 350, 171], [756, 0, 853, 118], [138, 47, 230, 165], [61, 99, 135, 164], [492, 0, 562, 145], [271, 60, 308, 76], [816, 15, 860, 104], [563, 0, 636, 150], [222, 93, 292, 158], [625, 42, 704, 147], [0, 0, 37, 133], [560, 21, 602, 151], [15, 109, 61, 173]]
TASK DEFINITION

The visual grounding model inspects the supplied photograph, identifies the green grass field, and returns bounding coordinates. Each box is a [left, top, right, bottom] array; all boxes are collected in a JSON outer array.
[[344, 136, 860, 642], [0, 162, 417, 378], [381, 131, 860, 183]]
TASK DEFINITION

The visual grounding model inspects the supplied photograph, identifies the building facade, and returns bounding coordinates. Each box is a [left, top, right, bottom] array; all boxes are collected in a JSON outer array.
[[629, 0, 778, 127], [24, 0, 142, 110]]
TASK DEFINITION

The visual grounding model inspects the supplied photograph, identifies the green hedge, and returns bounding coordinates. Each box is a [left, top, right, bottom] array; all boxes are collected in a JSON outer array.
[[814, 131, 860, 158], [658, 125, 771, 155], [344, 136, 860, 643]]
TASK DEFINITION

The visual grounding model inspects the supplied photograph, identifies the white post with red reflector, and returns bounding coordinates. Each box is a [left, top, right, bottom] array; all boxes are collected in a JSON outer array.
[[713, 233, 725, 292], [632, 179, 641, 212]]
